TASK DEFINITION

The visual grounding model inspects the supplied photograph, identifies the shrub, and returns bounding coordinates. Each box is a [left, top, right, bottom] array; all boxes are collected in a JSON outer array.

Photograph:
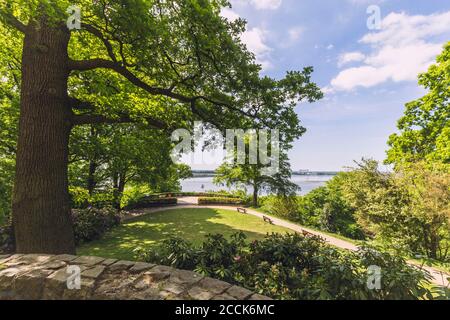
[[69, 187, 116, 209], [260, 195, 299, 221], [124, 196, 177, 210], [72, 207, 121, 245], [198, 197, 243, 205], [135, 232, 434, 300]]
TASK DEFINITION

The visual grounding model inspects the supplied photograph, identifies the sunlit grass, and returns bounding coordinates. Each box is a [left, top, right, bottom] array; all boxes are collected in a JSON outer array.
[[77, 208, 292, 261]]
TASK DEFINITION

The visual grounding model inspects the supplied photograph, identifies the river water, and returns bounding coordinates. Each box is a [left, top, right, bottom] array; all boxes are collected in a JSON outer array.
[[181, 175, 334, 196]]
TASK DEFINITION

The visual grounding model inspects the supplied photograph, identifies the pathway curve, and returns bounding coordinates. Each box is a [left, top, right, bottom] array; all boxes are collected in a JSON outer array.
[[123, 197, 449, 287]]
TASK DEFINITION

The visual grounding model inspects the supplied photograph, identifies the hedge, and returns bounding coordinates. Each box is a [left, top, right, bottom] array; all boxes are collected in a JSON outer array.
[[124, 196, 178, 210], [198, 197, 243, 205], [153, 192, 239, 199]]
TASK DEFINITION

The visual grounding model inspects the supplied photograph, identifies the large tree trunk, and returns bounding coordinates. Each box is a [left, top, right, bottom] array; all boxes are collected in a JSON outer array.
[[87, 160, 97, 195], [252, 183, 259, 207], [113, 171, 127, 210], [12, 20, 75, 254], [87, 126, 98, 195]]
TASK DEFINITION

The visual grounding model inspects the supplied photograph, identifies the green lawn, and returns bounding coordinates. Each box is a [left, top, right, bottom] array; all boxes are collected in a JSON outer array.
[[77, 208, 292, 261]]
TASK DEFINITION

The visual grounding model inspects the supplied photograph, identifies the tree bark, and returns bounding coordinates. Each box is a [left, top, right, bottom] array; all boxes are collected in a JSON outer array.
[[12, 20, 76, 254], [87, 126, 97, 195], [252, 183, 259, 207], [87, 161, 97, 195]]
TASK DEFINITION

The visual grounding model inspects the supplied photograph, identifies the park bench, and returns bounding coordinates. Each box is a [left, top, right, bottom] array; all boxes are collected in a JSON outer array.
[[237, 207, 247, 214], [262, 215, 274, 224]]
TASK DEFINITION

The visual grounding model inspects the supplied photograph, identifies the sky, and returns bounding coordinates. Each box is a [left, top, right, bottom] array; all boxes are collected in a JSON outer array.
[[186, 0, 450, 171]]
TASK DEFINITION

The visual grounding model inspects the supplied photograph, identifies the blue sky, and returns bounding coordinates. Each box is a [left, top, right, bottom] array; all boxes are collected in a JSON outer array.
[[219, 0, 450, 171]]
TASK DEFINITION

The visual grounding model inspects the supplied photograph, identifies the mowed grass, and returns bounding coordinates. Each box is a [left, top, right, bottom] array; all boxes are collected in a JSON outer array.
[[77, 208, 293, 261]]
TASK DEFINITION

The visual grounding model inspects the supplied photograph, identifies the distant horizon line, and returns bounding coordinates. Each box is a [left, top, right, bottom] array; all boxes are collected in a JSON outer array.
[[191, 170, 340, 175]]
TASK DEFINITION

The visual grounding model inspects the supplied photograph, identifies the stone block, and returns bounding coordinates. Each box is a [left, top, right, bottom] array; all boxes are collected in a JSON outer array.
[[109, 260, 135, 272], [188, 286, 215, 300], [198, 277, 231, 295], [226, 285, 253, 300], [72, 256, 105, 266]]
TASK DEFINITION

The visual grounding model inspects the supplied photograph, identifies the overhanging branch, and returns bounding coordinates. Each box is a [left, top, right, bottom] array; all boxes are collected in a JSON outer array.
[[72, 113, 166, 129], [0, 9, 27, 33], [68, 58, 193, 103]]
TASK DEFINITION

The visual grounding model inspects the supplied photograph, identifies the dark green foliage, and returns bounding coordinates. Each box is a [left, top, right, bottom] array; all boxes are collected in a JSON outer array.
[[1, 206, 122, 250], [135, 232, 433, 300], [260, 195, 299, 221], [155, 192, 240, 198], [124, 196, 178, 210], [0, 224, 14, 254], [69, 187, 116, 209], [72, 207, 121, 245], [198, 197, 243, 205]]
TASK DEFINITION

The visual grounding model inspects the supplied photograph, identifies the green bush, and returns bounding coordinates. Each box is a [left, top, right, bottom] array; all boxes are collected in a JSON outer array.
[[135, 232, 434, 300], [72, 207, 121, 245], [198, 197, 243, 205], [124, 196, 177, 210], [260, 195, 299, 221], [69, 187, 116, 209], [152, 192, 240, 198]]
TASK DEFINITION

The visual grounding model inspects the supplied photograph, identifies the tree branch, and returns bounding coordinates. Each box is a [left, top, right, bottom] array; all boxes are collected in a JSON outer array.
[[0, 9, 27, 33], [81, 23, 117, 62], [69, 97, 95, 110], [68, 58, 194, 103], [72, 113, 166, 129]]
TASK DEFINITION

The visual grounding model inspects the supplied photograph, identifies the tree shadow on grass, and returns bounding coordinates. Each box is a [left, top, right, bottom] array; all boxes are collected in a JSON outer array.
[[77, 208, 291, 261]]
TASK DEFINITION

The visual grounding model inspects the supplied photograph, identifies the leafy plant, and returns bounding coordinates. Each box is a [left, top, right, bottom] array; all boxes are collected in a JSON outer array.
[[72, 207, 121, 245], [197, 197, 243, 205], [135, 232, 433, 300]]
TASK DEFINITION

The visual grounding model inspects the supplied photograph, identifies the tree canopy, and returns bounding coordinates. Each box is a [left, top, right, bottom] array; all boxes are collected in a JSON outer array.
[[386, 42, 450, 168], [0, 0, 322, 253]]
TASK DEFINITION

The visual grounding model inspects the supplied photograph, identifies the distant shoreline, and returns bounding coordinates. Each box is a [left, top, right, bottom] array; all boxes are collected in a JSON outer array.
[[191, 171, 339, 177]]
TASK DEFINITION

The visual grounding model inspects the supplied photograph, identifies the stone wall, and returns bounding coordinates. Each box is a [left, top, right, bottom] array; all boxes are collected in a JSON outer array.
[[0, 254, 270, 300]]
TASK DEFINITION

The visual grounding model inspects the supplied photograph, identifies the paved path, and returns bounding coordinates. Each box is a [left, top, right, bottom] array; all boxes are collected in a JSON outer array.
[[123, 197, 449, 287]]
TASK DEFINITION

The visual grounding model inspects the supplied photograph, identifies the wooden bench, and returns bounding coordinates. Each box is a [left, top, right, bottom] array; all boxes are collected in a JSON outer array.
[[262, 215, 274, 224], [237, 207, 247, 214]]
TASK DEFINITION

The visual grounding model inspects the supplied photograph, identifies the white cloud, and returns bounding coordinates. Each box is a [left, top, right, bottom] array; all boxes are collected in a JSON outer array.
[[220, 6, 274, 70], [288, 26, 304, 42], [326, 44, 334, 50], [346, 0, 385, 4], [329, 11, 450, 92], [232, 0, 282, 10], [221, 8, 240, 22], [250, 0, 282, 10], [241, 27, 273, 70], [338, 51, 366, 67]]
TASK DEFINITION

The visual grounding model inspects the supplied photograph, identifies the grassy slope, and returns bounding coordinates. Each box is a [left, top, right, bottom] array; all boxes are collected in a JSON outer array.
[[77, 208, 292, 261]]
